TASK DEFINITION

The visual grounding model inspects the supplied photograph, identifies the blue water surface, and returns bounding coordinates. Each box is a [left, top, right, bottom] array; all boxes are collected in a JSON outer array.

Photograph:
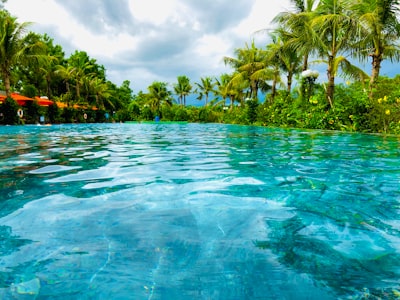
[[0, 123, 399, 299]]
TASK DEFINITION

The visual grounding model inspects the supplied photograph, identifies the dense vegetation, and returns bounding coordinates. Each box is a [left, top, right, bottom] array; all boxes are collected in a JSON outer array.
[[1, 0, 400, 134]]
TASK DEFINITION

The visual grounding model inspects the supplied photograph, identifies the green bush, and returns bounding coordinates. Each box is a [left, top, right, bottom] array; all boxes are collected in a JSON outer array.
[[1, 97, 20, 125]]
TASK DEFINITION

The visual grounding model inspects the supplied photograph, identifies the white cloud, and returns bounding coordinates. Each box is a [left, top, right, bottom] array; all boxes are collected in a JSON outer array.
[[5, 0, 295, 93], [129, 0, 183, 25]]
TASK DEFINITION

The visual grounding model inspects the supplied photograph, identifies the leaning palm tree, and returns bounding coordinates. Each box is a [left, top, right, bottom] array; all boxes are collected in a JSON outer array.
[[0, 10, 43, 97], [351, 0, 400, 96]]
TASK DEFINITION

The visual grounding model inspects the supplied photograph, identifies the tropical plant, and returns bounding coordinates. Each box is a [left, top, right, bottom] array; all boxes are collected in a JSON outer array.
[[55, 64, 75, 105], [223, 41, 268, 100], [89, 77, 112, 110], [0, 10, 44, 97], [195, 76, 215, 106], [273, 0, 319, 71], [311, 0, 367, 106], [173, 75, 192, 106], [147, 81, 172, 112], [215, 73, 234, 108], [267, 31, 302, 94], [351, 0, 400, 96]]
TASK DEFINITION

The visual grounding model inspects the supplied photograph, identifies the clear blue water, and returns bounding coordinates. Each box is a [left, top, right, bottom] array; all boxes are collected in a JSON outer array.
[[0, 123, 399, 299]]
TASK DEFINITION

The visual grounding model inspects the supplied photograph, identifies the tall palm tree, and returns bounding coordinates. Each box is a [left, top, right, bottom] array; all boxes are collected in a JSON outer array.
[[273, 0, 318, 71], [195, 76, 215, 106], [352, 0, 400, 96], [173, 75, 192, 106], [0, 11, 43, 97], [267, 31, 302, 93], [311, 0, 361, 106]]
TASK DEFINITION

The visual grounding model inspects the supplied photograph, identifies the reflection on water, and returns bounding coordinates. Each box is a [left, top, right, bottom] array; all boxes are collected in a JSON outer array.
[[0, 123, 399, 299]]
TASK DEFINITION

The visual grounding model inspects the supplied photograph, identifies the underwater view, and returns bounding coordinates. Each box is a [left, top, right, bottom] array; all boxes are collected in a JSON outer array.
[[0, 123, 399, 299]]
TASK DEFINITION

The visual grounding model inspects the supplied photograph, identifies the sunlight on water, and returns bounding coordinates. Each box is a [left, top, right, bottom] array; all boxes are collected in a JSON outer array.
[[0, 123, 399, 299]]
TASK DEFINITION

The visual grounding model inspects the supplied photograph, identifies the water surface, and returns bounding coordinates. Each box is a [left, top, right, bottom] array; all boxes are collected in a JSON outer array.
[[0, 123, 399, 299]]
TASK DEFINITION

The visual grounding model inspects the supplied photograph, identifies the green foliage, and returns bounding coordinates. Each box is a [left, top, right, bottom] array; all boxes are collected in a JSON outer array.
[[24, 100, 42, 124], [47, 104, 61, 124], [198, 107, 220, 123], [141, 106, 154, 121], [22, 84, 38, 98], [246, 99, 259, 124], [0, 98, 20, 125], [173, 107, 188, 121]]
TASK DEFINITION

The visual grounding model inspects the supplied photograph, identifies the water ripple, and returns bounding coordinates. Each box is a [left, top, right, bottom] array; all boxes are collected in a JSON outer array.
[[0, 124, 399, 299]]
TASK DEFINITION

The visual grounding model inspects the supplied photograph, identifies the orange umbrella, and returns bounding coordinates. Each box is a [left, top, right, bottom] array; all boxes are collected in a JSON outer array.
[[10, 93, 35, 106], [0, 93, 54, 107], [34, 96, 54, 106]]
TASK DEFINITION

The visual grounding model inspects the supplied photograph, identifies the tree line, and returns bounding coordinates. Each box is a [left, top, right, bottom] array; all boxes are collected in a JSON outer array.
[[1, 0, 400, 133]]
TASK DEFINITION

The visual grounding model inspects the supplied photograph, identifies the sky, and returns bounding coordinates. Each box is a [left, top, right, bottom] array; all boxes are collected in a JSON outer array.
[[4, 0, 399, 98], [4, 0, 293, 94]]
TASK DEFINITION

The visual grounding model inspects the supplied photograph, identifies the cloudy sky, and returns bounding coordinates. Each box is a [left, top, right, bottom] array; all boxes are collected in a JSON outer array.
[[4, 0, 294, 93], [5, 0, 399, 97]]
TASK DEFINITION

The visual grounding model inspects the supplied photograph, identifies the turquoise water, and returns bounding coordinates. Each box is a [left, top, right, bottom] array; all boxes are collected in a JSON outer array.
[[0, 123, 399, 299]]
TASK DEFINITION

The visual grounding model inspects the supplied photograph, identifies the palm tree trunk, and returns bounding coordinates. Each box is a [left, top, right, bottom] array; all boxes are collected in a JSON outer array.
[[4, 72, 11, 97], [270, 79, 277, 103], [369, 53, 383, 99], [76, 83, 80, 99], [287, 72, 293, 93], [302, 54, 308, 71], [251, 81, 258, 99], [326, 56, 334, 108]]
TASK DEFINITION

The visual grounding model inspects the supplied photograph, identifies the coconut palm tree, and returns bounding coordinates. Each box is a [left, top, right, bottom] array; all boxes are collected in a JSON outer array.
[[311, 0, 362, 106], [351, 0, 400, 96], [89, 77, 112, 110], [0, 11, 43, 97], [147, 81, 172, 112], [195, 76, 215, 106], [273, 0, 318, 71], [223, 41, 268, 100], [173, 75, 192, 106], [55, 64, 75, 106], [267, 30, 303, 93], [214, 73, 232, 108]]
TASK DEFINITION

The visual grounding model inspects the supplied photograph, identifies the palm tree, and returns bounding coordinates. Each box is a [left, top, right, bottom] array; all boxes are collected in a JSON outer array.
[[173, 75, 192, 106], [351, 0, 400, 96], [214, 73, 232, 108], [195, 76, 215, 106], [223, 41, 268, 100], [147, 81, 172, 112], [0, 11, 43, 97], [273, 0, 318, 71], [311, 0, 361, 106], [89, 77, 112, 110], [55, 64, 75, 106], [267, 31, 302, 94]]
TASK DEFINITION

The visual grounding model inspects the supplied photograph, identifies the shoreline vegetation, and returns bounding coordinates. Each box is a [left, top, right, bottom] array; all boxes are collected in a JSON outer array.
[[1, 1, 400, 134]]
